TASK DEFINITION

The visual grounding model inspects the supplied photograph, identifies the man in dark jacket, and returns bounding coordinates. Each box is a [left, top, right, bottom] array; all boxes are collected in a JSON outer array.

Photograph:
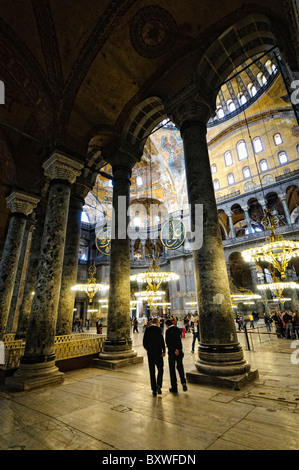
[[165, 319, 187, 393], [143, 317, 166, 396]]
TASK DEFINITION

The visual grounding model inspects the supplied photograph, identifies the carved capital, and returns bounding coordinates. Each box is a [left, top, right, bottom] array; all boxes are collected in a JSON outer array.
[[102, 140, 142, 170], [165, 86, 215, 130], [43, 152, 83, 184], [6, 191, 40, 216], [72, 170, 98, 202]]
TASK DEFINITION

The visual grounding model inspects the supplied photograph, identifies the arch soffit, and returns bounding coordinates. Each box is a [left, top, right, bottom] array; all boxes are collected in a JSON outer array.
[[195, 13, 281, 101], [121, 14, 284, 150]]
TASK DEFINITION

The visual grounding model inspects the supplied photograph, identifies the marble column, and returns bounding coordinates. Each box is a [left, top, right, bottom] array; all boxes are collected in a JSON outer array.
[[93, 145, 143, 369], [56, 173, 96, 336], [6, 152, 83, 391], [0, 191, 39, 340], [279, 193, 292, 225], [6, 218, 34, 334], [249, 262, 259, 292], [241, 205, 253, 234], [169, 95, 257, 388], [228, 212, 236, 239], [15, 201, 47, 339]]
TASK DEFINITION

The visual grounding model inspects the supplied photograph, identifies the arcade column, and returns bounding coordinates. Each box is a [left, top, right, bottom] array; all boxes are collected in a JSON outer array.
[[168, 93, 258, 389], [0, 191, 39, 340], [6, 152, 83, 391]]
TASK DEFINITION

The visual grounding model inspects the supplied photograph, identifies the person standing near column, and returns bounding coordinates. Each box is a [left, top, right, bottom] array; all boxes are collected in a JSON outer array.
[[143, 317, 166, 397], [165, 319, 187, 393]]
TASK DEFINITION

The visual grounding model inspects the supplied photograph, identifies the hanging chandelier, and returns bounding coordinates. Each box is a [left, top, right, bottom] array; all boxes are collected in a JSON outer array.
[[135, 290, 165, 307], [72, 262, 109, 303], [242, 209, 299, 280], [257, 279, 298, 306], [186, 293, 198, 307], [130, 240, 179, 292], [229, 277, 262, 302]]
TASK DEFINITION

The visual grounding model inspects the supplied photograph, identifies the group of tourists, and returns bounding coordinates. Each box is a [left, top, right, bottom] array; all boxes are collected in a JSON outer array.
[[235, 310, 299, 339], [269, 311, 299, 339]]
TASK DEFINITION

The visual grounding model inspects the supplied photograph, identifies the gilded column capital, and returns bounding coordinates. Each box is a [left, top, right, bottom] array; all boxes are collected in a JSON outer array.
[[6, 191, 40, 216], [42, 152, 83, 184]]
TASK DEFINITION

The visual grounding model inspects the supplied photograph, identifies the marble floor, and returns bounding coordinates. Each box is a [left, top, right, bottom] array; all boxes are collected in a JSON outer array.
[[0, 324, 299, 451]]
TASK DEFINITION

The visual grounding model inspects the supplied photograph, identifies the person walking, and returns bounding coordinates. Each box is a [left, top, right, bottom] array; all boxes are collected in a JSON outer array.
[[133, 317, 139, 333], [143, 317, 166, 397], [165, 319, 187, 393]]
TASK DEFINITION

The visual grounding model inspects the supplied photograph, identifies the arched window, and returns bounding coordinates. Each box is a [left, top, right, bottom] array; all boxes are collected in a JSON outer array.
[[211, 164, 217, 174], [225, 151, 233, 166], [274, 133, 283, 145], [242, 167, 251, 179], [214, 179, 220, 191], [257, 72, 267, 86], [216, 106, 225, 119], [227, 100, 236, 112], [253, 136, 263, 153], [227, 173, 235, 185], [278, 151, 288, 165], [259, 159, 269, 172], [237, 140, 248, 160], [238, 93, 247, 105], [265, 60, 273, 75], [136, 176, 143, 186], [248, 83, 257, 97]]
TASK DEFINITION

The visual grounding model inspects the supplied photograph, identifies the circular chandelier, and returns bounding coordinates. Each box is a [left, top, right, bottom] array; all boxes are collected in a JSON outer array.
[[72, 262, 109, 303], [257, 279, 298, 306], [242, 209, 299, 280], [130, 241, 179, 292], [135, 290, 165, 307]]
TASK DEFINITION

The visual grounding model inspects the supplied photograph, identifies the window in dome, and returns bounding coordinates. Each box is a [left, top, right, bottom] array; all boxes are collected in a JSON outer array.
[[216, 106, 225, 119], [257, 72, 267, 86], [248, 83, 257, 97], [237, 140, 248, 160], [211, 164, 217, 174], [238, 93, 247, 105], [136, 176, 143, 186], [227, 100, 236, 112]]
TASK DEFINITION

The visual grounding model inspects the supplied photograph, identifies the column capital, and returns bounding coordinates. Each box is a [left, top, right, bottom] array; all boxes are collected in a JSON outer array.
[[240, 204, 249, 213], [6, 191, 40, 216], [43, 152, 83, 184], [102, 140, 142, 170], [165, 87, 214, 131], [72, 170, 98, 202], [278, 193, 287, 202]]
